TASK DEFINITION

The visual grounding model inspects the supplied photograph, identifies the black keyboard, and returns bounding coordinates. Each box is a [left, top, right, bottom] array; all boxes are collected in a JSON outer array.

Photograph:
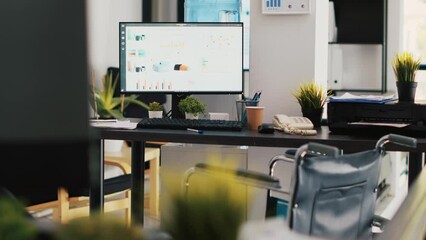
[[137, 118, 244, 131]]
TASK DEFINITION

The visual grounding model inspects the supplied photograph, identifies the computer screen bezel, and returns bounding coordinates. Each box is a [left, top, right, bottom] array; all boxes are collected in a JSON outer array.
[[119, 21, 244, 95]]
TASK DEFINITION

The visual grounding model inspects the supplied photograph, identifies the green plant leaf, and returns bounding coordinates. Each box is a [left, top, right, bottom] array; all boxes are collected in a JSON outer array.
[[0, 198, 37, 240], [177, 96, 206, 114], [148, 101, 164, 111], [392, 51, 421, 83], [293, 81, 327, 110], [125, 96, 149, 109], [89, 71, 148, 119]]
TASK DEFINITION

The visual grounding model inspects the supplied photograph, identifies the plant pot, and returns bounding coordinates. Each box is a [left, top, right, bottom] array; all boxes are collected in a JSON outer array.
[[149, 111, 163, 118], [397, 81, 417, 102], [185, 112, 199, 120], [302, 108, 323, 128]]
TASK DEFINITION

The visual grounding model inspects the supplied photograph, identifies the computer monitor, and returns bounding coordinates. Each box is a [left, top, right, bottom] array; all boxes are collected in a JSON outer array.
[[119, 22, 244, 117]]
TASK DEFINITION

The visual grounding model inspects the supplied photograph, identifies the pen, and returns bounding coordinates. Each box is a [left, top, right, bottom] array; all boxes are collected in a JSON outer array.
[[252, 90, 262, 101], [187, 128, 204, 134], [252, 92, 259, 101], [257, 91, 262, 100]]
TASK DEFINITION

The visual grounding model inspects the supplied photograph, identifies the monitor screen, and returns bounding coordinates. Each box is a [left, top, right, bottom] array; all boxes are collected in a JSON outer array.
[[119, 22, 243, 94]]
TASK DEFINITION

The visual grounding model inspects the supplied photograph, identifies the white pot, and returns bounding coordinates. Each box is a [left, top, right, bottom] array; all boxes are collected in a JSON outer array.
[[185, 112, 199, 119], [104, 139, 124, 152], [149, 111, 163, 118]]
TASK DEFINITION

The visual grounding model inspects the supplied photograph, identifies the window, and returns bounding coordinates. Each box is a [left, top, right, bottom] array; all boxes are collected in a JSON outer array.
[[403, 0, 426, 100], [181, 0, 250, 70]]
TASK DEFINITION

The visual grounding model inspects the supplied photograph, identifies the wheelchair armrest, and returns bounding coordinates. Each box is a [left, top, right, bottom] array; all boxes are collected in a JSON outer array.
[[194, 163, 281, 190]]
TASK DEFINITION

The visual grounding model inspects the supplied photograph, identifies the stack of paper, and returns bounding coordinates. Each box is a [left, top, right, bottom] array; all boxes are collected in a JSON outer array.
[[90, 119, 137, 129], [328, 92, 396, 104]]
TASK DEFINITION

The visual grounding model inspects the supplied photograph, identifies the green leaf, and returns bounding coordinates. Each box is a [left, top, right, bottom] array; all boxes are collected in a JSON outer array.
[[392, 51, 421, 83], [89, 71, 148, 119], [293, 81, 327, 110]]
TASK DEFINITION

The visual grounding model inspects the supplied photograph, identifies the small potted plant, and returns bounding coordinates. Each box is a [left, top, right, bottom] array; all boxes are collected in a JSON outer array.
[[293, 81, 327, 127], [148, 101, 164, 118], [177, 95, 206, 119], [392, 51, 421, 102], [89, 70, 149, 119]]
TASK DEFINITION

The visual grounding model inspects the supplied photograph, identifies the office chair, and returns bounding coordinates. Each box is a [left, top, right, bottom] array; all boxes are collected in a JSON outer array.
[[25, 144, 162, 224], [108, 66, 167, 157]]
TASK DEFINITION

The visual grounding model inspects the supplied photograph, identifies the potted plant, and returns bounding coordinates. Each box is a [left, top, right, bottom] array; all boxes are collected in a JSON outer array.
[[177, 96, 206, 119], [89, 70, 149, 152], [392, 51, 421, 102], [148, 101, 164, 118], [293, 81, 327, 127], [89, 70, 149, 119]]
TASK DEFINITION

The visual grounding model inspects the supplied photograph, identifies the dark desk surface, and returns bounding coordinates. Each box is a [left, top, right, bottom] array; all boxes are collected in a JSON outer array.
[[100, 126, 426, 153], [94, 124, 426, 225]]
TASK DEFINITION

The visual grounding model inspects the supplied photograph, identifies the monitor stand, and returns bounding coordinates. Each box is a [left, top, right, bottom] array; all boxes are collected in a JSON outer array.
[[171, 93, 190, 119]]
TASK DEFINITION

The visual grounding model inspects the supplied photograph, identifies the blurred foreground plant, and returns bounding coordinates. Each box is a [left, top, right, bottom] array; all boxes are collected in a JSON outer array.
[[54, 214, 145, 240], [0, 197, 37, 240], [161, 160, 248, 240]]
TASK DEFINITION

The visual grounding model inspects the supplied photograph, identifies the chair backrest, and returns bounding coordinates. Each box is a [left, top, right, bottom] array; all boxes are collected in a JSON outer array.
[[0, 0, 91, 206], [288, 144, 382, 240]]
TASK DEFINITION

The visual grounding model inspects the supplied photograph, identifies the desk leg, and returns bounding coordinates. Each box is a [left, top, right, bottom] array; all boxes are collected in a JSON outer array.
[[149, 149, 160, 217], [90, 139, 104, 214], [131, 141, 145, 225], [408, 151, 423, 188]]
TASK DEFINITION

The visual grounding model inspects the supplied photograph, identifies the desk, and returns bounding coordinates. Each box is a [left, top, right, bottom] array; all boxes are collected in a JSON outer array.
[[92, 126, 426, 225]]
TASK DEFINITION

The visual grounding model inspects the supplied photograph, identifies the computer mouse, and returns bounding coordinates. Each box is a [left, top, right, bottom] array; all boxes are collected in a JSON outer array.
[[258, 123, 275, 134]]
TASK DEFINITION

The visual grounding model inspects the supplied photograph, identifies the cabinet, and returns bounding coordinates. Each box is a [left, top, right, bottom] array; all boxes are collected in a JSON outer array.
[[328, 0, 387, 93]]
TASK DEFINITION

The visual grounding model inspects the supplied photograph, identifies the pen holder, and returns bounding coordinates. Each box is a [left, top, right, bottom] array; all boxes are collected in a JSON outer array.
[[236, 99, 259, 123]]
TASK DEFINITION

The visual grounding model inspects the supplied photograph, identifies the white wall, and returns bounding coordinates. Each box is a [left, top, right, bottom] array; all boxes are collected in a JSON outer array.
[[387, 0, 403, 94], [86, 0, 142, 87], [246, 0, 329, 220], [249, 0, 329, 122], [86, 0, 401, 115], [86, 1, 328, 120]]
